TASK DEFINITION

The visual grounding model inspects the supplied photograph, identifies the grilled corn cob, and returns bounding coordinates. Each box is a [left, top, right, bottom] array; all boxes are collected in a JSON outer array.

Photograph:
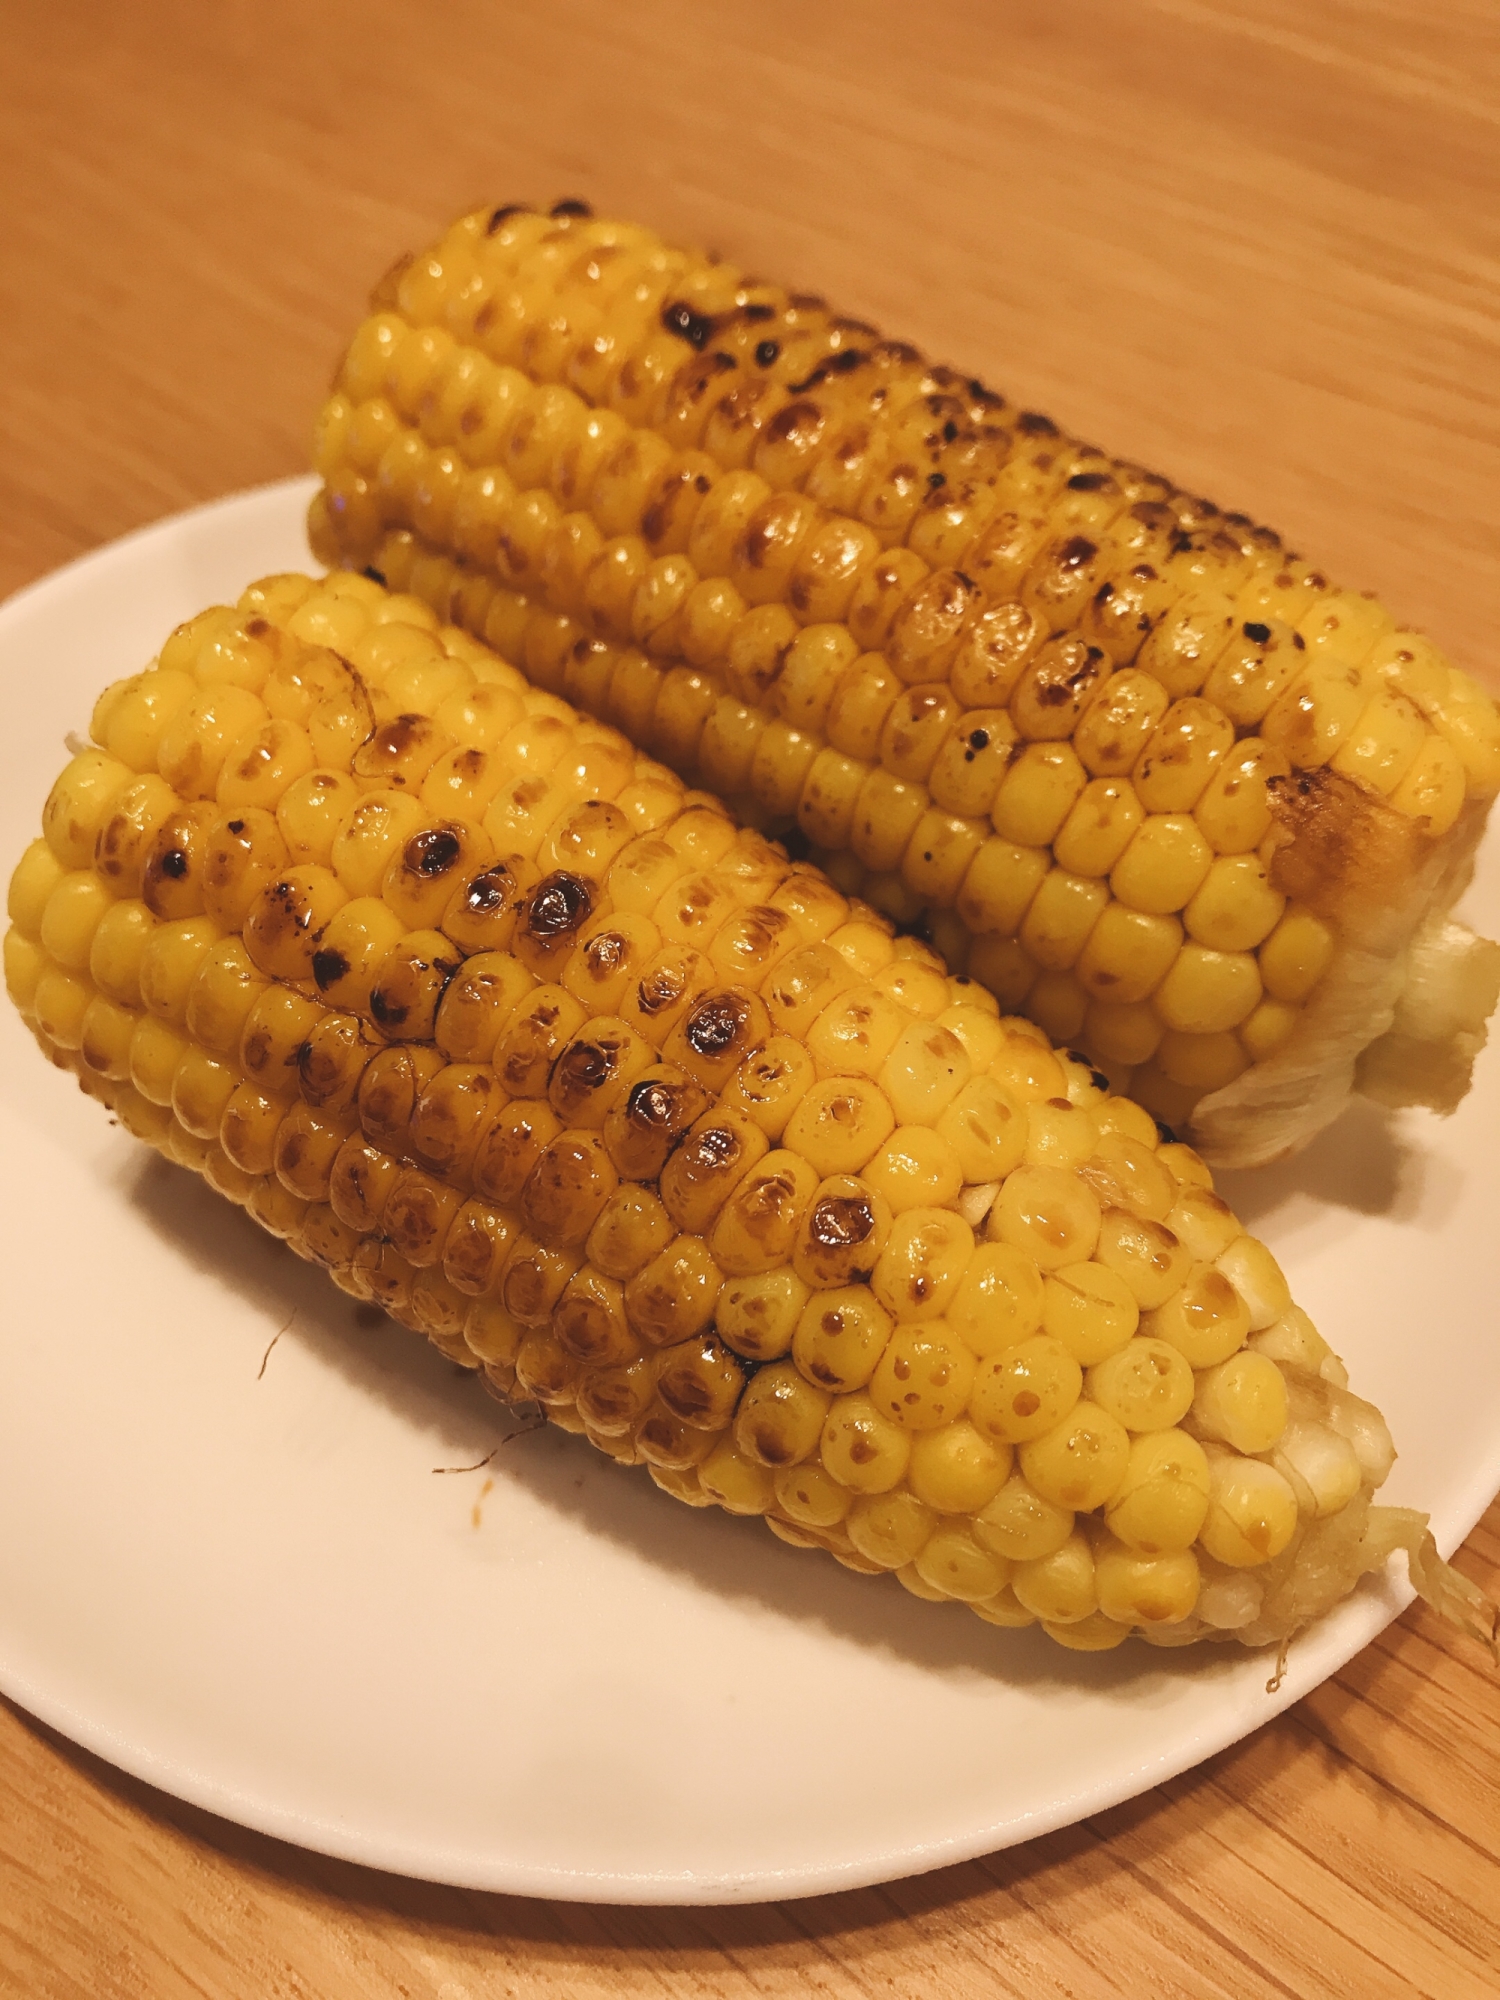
[[307, 201, 1500, 1167], [7, 570, 1493, 1660]]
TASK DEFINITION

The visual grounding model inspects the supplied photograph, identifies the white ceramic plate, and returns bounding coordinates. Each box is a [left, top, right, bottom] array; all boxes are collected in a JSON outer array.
[[2, 478, 1497, 1905]]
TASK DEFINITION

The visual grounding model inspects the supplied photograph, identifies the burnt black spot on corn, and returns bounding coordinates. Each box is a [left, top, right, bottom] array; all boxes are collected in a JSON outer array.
[[13, 571, 1495, 1662]]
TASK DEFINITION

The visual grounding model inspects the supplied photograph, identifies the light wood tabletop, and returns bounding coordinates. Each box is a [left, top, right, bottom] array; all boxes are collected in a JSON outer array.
[[3, 2, 1499, 1994]]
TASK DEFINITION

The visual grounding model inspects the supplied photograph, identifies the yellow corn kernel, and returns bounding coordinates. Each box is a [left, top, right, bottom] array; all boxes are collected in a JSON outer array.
[[1012, 1532, 1097, 1624], [871, 1207, 975, 1322], [1198, 1449, 1299, 1567], [732, 1362, 830, 1468], [1104, 1429, 1211, 1554], [1257, 905, 1335, 1004], [945, 1242, 1045, 1358], [1192, 1351, 1289, 1455], [988, 1163, 1101, 1270], [792, 1286, 892, 1393], [820, 1391, 911, 1494], [1094, 1542, 1200, 1625], [1019, 1401, 1131, 1511], [915, 1524, 1011, 1602], [867, 1321, 977, 1431], [1182, 854, 1285, 953], [1388, 733, 1465, 837], [1144, 1265, 1251, 1368], [8, 839, 68, 935], [967, 1335, 1081, 1444], [773, 1460, 852, 1529]]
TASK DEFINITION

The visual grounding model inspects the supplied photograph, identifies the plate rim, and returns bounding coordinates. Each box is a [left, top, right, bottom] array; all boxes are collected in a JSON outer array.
[[0, 480, 1493, 1906]]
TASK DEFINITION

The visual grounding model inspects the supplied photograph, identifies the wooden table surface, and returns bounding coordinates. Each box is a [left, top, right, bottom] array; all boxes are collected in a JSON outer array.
[[3, 3, 1499, 1993]]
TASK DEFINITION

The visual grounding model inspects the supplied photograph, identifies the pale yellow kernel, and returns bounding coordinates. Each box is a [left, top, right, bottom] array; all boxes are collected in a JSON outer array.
[[1041, 1261, 1139, 1364], [32, 966, 92, 1048], [1145, 1265, 1251, 1368], [975, 1470, 1075, 1563], [1105, 1429, 1211, 1554], [878, 1020, 972, 1124], [1019, 1401, 1131, 1510], [1095, 1542, 1201, 1625], [1198, 1449, 1299, 1566], [907, 1422, 1013, 1514], [967, 1334, 1081, 1444], [946, 1241, 1046, 1357], [871, 1207, 976, 1322], [1257, 905, 1334, 1004], [914, 1525, 1011, 1603], [1193, 1351, 1289, 1455], [820, 1391, 911, 1494], [1387, 733, 1465, 836], [1152, 944, 1261, 1034], [861, 1126, 963, 1214], [1110, 814, 1213, 916], [1012, 1532, 1097, 1624], [1183, 853, 1285, 953], [989, 1163, 1101, 1270], [1238, 997, 1299, 1062], [846, 1491, 936, 1569]]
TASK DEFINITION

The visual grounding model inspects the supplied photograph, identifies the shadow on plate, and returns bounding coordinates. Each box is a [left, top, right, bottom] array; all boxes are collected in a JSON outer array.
[[1214, 1095, 1460, 1237], [118, 1149, 1373, 1702]]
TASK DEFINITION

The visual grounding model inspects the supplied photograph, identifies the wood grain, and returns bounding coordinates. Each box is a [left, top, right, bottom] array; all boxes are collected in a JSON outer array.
[[2, 2, 1498, 1994]]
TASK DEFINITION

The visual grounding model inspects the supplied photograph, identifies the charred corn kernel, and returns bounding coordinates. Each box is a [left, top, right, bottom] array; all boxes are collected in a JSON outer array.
[[733, 1361, 830, 1467], [13, 569, 1459, 1658], [1199, 1449, 1299, 1566], [1104, 1429, 1211, 1554], [782, 1074, 895, 1175], [714, 1269, 807, 1360], [43, 751, 135, 869]]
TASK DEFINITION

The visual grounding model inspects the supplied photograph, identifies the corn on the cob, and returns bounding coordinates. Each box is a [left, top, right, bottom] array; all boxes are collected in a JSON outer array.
[[8, 570, 1494, 1661], [307, 201, 1500, 1168]]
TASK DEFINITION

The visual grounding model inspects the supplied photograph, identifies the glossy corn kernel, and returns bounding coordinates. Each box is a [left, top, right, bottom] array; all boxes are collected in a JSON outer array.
[[7, 570, 1479, 1659], [309, 203, 1500, 1168]]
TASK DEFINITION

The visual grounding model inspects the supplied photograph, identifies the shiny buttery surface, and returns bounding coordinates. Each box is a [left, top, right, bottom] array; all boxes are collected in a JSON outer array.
[[3, 0, 1499, 1991]]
